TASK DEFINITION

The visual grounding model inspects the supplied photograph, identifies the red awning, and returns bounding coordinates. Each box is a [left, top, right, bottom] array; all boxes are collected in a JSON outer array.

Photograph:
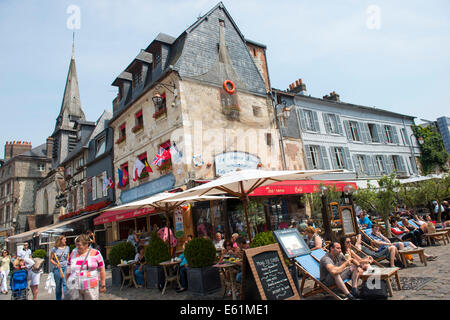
[[249, 180, 358, 197], [93, 207, 158, 226]]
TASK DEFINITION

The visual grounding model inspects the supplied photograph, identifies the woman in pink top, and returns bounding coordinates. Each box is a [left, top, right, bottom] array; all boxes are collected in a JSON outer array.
[[66, 234, 106, 300]]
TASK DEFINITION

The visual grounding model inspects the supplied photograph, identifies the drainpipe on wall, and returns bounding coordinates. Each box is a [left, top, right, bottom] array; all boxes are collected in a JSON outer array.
[[271, 90, 287, 170]]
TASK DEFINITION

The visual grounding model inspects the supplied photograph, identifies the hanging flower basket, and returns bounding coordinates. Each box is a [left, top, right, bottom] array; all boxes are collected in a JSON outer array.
[[157, 160, 172, 174]]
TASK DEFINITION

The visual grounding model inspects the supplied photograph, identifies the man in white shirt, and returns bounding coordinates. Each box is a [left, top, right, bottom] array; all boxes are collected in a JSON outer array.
[[17, 243, 32, 259]]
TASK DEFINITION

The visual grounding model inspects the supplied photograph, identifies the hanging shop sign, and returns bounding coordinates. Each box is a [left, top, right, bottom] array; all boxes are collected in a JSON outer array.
[[214, 152, 260, 176], [174, 207, 185, 238], [340, 205, 357, 236]]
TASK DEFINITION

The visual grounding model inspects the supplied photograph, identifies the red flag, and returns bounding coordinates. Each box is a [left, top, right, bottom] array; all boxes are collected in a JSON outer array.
[[109, 179, 115, 189], [122, 169, 128, 186], [144, 159, 153, 173]]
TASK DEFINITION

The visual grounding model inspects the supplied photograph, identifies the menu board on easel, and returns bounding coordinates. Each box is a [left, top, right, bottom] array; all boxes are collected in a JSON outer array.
[[241, 243, 300, 300], [340, 205, 356, 236], [329, 202, 340, 223]]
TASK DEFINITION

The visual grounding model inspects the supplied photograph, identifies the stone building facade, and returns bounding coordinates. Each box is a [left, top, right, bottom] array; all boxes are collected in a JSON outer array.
[[0, 141, 51, 235]]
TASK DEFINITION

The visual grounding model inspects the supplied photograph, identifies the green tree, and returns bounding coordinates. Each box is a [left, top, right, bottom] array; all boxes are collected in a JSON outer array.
[[353, 173, 400, 237], [412, 125, 448, 175]]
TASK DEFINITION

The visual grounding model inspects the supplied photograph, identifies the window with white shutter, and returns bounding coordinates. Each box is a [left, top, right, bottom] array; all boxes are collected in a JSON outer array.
[[319, 146, 330, 170], [349, 121, 361, 141]]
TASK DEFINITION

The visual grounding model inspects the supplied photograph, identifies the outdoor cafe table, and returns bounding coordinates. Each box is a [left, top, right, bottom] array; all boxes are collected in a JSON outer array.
[[360, 267, 401, 297], [117, 261, 138, 290], [159, 260, 182, 295], [213, 262, 240, 300]]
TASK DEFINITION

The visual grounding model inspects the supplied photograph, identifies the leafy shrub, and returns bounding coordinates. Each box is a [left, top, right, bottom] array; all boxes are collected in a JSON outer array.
[[108, 241, 136, 266], [184, 237, 216, 268], [145, 232, 171, 266], [32, 249, 47, 259], [249, 231, 276, 248]]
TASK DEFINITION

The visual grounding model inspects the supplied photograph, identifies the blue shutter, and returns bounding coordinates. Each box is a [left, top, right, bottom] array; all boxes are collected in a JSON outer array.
[[343, 120, 352, 141], [319, 146, 330, 170], [372, 156, 380, 176], [384, 155, 394, 173], [323, 113, 330, 134], [398, 156, 407, 174], [353, 155, 361, 175], [305, 145, 314, 169], [365, 155, 376, 176], [297, 109, 307, 131], [391, 126, 400, 144], [329, 147, 337, 169], [358, 122, 370, 143], [343, 147, 353, 171], [376, 124, 385, 143], [312, 111, 320, 133], [335, 115, 344, 135]]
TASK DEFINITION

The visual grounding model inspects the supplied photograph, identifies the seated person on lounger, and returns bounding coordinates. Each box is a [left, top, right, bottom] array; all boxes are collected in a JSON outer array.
[[305, 226, 325, 250], [319, 241, 361, 300], [371, 224, 437, 262], [401, 218, 426, 246], [358, 211, 373, 229], [360, 227, 401, 267], [390, 219, 416, 243], [340, 236, 373, 271]]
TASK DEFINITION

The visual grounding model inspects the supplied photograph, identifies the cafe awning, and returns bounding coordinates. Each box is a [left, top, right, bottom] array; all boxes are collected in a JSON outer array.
[[7, 211, 100, 243], [248, 180, 358, 197], [93, 207, 158, 226]]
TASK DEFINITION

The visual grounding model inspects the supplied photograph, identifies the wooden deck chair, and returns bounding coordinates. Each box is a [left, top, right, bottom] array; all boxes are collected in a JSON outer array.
[[294, 253, 351, 300], [310, 248, 327, 262], [411, 219, 449, 245], [351, 244, 385, 267]]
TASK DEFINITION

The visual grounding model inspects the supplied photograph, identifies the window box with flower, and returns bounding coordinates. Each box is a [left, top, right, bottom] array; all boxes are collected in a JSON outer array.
[[152, 106, 167, 119], [156, 159, 172, 175], [115, 136, 126, 144], [132, 124, 144, 133]]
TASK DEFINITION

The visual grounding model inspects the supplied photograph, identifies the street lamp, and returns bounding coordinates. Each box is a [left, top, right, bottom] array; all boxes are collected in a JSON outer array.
[[318, 185, 332, 241], [152, 82, 177, 108], [342, 184, 359, 234]]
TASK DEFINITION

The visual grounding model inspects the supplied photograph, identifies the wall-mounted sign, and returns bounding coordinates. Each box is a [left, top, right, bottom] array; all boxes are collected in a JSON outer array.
[[214, 152, 260, 176], [174, 207, 184, 238], [340, 205, 356, 236], [330, 202, 340, 223]]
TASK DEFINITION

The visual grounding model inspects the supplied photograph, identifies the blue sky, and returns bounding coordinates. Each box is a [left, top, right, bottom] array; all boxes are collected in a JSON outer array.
[[1, 0, 449, 159]]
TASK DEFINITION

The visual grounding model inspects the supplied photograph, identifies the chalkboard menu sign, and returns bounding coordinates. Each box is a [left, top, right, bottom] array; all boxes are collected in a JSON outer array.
[[274, 229, 310, 258], [329, 202, 340, 221], [340, 205, 356, 236], [241, 244, 300, 300]]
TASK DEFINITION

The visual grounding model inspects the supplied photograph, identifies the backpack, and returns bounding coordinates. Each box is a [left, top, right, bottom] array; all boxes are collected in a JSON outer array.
[[359, 279, 389, 300], [32, 258, 45, 273]]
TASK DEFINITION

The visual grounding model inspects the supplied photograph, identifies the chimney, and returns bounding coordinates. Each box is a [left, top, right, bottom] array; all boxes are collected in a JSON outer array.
[[288, 78, 307, 95], [323, 91, 340, 102], [4, 141, 32, 161], [46, 137, 54, 158]]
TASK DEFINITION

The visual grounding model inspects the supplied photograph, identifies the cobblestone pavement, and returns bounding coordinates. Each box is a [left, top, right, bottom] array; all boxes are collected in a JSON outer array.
[[1, 243, 447, 300]]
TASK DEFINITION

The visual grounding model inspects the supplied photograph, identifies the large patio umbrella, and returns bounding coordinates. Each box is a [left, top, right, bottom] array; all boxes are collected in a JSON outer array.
[[99, 192, 238, 254], [165, 169, 346, 241]]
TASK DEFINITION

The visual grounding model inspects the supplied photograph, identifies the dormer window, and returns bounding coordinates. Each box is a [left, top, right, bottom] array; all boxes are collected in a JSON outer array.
[[131, 64, 143, 88]]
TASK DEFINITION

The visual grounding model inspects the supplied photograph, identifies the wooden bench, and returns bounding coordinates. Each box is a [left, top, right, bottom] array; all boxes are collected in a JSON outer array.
[[425, 231, 449, 246]]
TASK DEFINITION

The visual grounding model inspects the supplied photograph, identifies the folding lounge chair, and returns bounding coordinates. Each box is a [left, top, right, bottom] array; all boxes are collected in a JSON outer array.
[[294, 253, 351, 300], [410, 219, 449, 246]]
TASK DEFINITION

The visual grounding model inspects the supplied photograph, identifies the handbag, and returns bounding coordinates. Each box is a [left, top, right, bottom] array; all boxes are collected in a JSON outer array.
[[359, 279, 389, 300], [64, 249, 91, 300]]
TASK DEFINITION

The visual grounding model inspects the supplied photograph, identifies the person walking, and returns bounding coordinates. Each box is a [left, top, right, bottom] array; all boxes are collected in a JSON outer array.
[[23, 257, 41, 300], [0, 250, 11, 294], [50, 235, 69, 300], [17, 242, 32, 259], [66, 234, 106, 300]]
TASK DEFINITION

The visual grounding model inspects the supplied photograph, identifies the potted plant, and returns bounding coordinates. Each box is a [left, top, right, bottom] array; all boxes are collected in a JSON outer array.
[[184, 237, 221, 295], [32, 249, 48, 273], [144, 232, 171, 289], [108, 241, 136, 287]]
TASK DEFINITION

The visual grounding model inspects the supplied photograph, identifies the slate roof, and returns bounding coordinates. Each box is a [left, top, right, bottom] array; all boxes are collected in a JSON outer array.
[[273, 88, 416, 120], [21, 143, 48, 158], [111, 1, 268, 121]]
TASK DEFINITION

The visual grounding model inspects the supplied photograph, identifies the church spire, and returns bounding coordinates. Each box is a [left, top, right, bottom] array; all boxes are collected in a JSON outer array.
[[53, 38, 85, 133]]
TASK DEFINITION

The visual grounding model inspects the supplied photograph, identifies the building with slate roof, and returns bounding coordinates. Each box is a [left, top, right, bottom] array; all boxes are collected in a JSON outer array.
[[274, 79, 421, 181], [0, 141, 52, 237], [104, 2, 287, 246]]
